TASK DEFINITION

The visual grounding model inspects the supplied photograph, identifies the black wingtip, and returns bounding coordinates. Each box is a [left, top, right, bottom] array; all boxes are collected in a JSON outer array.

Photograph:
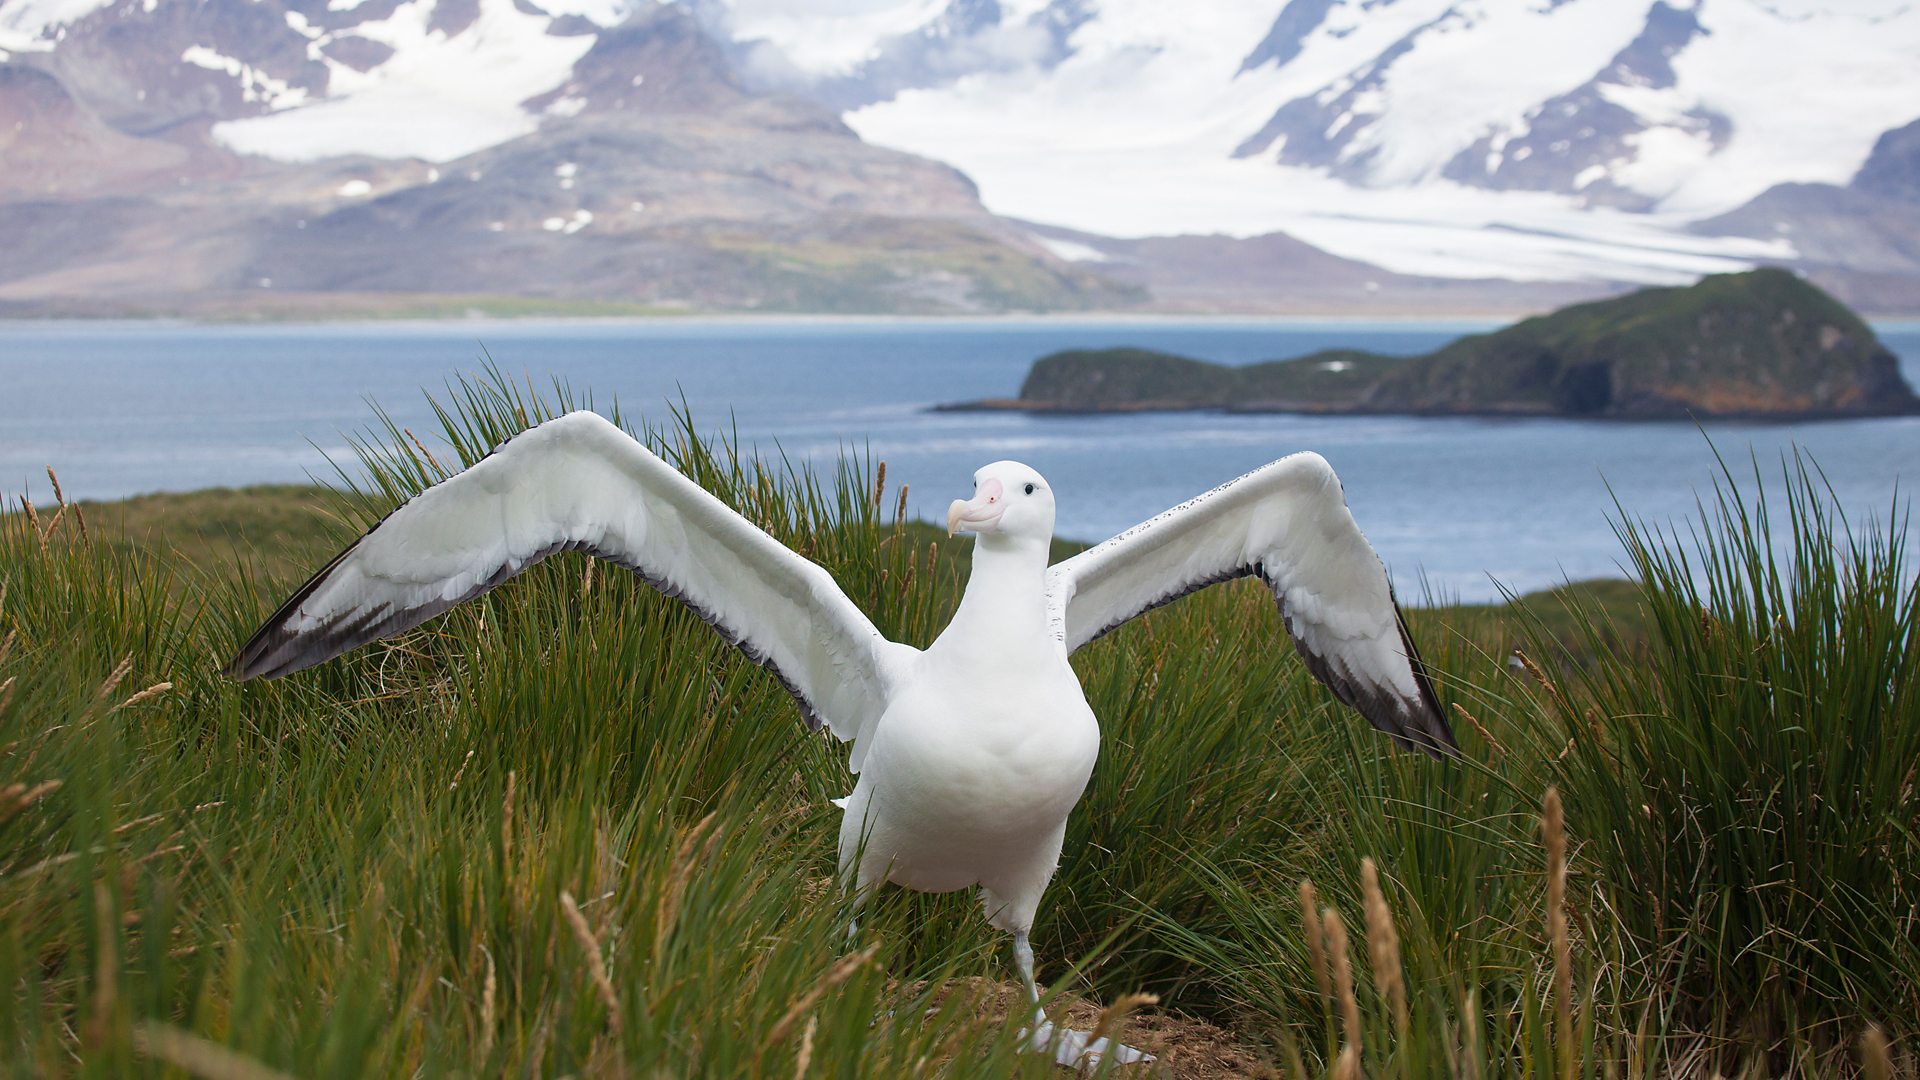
[[1281, 591, 1460, 760], [225, 629, 291, 682], [1394, 608, 1460, 759], [225, 625, 273, 681], [225, 537, 365, 683]]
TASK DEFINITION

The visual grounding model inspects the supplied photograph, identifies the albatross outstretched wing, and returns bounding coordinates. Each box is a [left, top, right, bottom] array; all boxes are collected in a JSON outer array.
[[229, 410, 914, 747], [1043, 452, 1455, 756]]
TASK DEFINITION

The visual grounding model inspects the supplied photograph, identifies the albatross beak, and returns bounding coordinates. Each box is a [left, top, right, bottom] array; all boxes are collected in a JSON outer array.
[[946, 478, 1006, 536]]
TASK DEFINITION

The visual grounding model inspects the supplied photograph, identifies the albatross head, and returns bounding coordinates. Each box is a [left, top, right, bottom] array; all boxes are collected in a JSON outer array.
[[947, 461, 1055, 545]]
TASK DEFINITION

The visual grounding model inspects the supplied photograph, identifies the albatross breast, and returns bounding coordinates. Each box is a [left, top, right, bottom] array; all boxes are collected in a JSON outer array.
[[843, 656, 1099, 894]]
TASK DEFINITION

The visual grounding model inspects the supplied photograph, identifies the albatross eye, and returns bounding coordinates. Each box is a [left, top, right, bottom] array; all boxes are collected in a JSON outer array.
[[1024, 483, 1035, 495]]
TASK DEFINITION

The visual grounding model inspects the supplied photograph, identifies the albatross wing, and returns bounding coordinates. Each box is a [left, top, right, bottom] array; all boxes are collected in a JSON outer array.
[[1042, 452, 1455, 757], [228, 410, 913, 744]]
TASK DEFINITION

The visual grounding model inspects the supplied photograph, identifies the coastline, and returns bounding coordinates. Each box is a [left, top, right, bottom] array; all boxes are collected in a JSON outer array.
[[933, 398, 1920, 424], [0, 310, 1523, 330], [3, 308, 1916, 330]]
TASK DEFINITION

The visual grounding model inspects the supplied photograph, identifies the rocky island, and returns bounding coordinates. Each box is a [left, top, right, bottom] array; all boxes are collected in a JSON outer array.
[[949, 270, 1920, 419]]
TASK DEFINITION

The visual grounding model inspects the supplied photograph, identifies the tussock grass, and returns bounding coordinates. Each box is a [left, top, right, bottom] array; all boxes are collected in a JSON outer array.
[[3, 371, 1914, 1076]]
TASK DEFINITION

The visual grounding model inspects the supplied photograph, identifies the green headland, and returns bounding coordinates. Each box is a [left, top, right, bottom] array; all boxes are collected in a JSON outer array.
[[951, 269, 1920, 419]]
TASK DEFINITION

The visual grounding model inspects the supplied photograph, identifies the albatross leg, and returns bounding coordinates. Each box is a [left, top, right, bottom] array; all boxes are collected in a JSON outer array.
[[835, 787, 887, 948], [1009, 931, 1153, 1068], [841, 870, 881, 948], [1012, 930, 1047, 1030], [981, 825, 1154, 1067]]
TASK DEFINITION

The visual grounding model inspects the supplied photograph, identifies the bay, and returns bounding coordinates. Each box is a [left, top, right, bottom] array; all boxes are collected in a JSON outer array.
[[2, 317, 1916, 603]]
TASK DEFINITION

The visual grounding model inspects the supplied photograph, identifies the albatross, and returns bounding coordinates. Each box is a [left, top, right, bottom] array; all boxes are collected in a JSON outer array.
[[229, 410, 1456, 1067]]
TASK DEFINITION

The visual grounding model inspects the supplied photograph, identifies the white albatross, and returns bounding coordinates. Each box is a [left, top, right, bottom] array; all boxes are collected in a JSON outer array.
[[228, 410, 1456, 1067]]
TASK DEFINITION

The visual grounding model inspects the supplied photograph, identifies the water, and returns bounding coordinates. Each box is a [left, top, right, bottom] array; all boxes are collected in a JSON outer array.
[[3, 317, 1917, 602]]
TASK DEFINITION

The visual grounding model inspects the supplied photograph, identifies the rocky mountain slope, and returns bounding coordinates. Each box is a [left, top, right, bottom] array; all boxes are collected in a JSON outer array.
[[1696, 120, 1920, 313], [4, 0, 1918, 314], [1013, 220, 1614, 315], [971, 269, 1918, 418], [0, 0, 1131, 314]]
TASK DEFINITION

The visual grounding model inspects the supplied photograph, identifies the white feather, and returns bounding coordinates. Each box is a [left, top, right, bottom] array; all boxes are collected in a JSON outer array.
[[234, 411, 916, 751], [1044, 452, 1448, 754]]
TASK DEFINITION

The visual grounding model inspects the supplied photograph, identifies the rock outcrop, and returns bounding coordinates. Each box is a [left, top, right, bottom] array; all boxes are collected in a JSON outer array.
[[958, 270, 1919, 419]]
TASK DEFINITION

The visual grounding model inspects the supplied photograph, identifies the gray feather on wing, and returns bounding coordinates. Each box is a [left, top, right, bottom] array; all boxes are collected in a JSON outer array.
[[228, 411, 915, 751], [1043, 452, 1457, 758]]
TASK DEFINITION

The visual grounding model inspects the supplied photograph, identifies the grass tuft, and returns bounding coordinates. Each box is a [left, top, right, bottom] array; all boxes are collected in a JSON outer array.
[[2, 369, 1913, 1076]]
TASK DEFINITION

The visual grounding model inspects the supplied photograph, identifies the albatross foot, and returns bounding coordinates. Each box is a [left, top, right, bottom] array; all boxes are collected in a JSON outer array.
[[1021, 1018, 1153, 1070]]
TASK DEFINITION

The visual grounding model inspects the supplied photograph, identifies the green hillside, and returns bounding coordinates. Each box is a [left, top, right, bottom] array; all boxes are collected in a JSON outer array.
[[1369, 267, 1916, 416], [991, 269, 1920, 418], [4, 373, 1915, 1076]]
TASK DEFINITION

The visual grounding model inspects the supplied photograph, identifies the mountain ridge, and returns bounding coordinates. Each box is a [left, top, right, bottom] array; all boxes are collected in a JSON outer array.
[[2, 0, 1918, 315], [0, 0, 1138, 315]]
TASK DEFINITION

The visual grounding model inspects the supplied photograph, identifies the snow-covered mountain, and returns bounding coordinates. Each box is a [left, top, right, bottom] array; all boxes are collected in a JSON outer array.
[[708, 0, 1920, 290], [0, 0, 1129, 313], [1, 0, 1914, 312], [2, 0, 665, 165]]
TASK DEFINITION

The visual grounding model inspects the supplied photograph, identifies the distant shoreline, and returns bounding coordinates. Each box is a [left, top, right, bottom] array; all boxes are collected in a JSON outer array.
[[4, 313, 1919, 331], [932, 397, 1920, 425], [0, 310, 1523, 329]]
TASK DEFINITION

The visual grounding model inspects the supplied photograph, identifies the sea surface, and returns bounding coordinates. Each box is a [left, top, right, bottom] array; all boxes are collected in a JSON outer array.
[[3, 318, 1917, 603]]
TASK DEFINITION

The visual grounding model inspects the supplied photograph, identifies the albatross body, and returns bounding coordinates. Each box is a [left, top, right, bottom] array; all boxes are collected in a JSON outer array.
[[842, 491, 1096, 912], [229, 410, 1455, 1067]]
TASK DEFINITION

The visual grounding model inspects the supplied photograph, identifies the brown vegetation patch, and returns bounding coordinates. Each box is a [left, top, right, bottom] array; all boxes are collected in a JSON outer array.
[[923, 977, 1274, 1078]]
